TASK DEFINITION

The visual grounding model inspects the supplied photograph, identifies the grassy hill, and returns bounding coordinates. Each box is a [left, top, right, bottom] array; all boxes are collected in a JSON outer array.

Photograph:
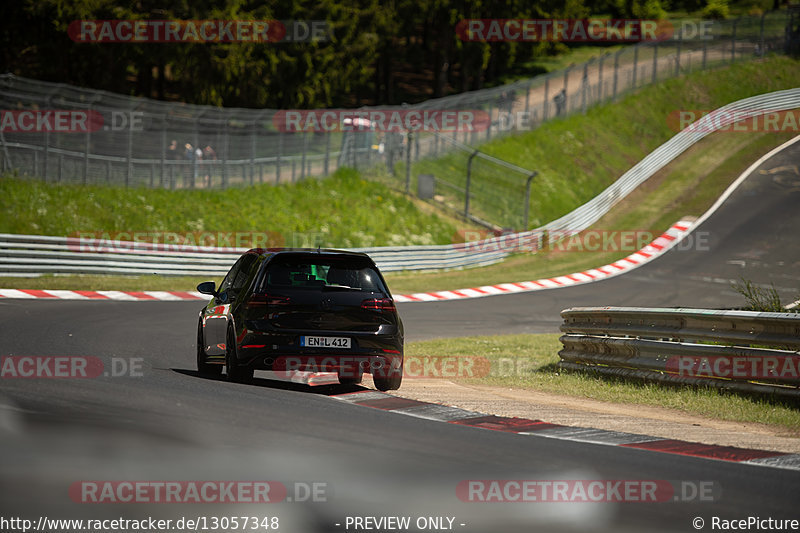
[[403, 55, 800, 229]]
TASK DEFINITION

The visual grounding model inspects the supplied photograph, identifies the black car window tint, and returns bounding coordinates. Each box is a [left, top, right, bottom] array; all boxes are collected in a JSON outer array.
[[219, 257, 244, 293], [266, 263, 292, 286], [326, 266, 354, 287], [231, 255, 257, 291]]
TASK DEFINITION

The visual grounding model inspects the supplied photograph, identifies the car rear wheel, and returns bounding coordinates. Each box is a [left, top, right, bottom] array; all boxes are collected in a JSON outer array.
[[373, 368, 402, 391], [197, 319, 222, 377], [226, 327, 254, 383]]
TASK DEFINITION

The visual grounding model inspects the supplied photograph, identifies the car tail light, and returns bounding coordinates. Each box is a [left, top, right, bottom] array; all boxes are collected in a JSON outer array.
[[246, 293, 291, 308], [361, 298, 396, 312]]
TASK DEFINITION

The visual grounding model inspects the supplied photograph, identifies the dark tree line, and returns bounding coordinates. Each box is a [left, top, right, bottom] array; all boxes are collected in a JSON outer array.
[[1, 0, 723, 109]]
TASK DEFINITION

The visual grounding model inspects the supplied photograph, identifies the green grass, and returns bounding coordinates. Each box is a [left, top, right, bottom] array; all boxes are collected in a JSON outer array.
[[406, 334, 800, 431], [394, 55, 800, 230], [0, 168, 461, 249]]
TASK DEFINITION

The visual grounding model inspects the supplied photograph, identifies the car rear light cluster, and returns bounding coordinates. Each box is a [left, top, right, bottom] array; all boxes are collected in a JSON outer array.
[[361, 298, 396, 311], [246, 293, 291, 307]]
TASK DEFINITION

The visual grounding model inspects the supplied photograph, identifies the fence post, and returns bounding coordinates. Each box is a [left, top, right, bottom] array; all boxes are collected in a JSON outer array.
[[525, 82, 531, 113], [581, 61, 589, 113], [160, 121, 166, 187], [598, 54, 605, 102], [221, 122, 228, 188], [126, 106, 133, 187], [702, 32, 707, 69], [43, 130, 49, 182], [465, 150, 479, 219], [324, 132, 330, 176], [613, 51, 620, 100], [758, 12, 765, 56], [652, 42, 658, 84], [486, 102, 493, 140], [562, 67, 570, 114], [301, 133, 308, 179], [731, 18, 738, 63], [405, 132, 412, 194], [675, 27, 682, 77], [276, 133, 282, 184], [83, 102, 92, 185], [543, 77, 550, 121], [523, 171, 537, 230], [632, 45, 638, 89], [250, 120, 257, 185]]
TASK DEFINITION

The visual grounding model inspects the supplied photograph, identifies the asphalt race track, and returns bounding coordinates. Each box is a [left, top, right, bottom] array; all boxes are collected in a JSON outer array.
[[1, 140, 799, 532]]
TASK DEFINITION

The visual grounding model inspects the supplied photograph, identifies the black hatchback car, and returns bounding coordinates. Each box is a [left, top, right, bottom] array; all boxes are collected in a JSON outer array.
[[196, 248, 404, 390]]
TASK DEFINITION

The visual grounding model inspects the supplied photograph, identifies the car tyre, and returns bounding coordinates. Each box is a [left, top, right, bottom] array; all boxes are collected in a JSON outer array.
[[226, 327, 254, 383], [197, 319, 222, 377], [373, 368, 402, 391]]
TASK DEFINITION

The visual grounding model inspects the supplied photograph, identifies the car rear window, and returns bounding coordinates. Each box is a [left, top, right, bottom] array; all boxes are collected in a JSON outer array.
[[260, 256, 388, 293]]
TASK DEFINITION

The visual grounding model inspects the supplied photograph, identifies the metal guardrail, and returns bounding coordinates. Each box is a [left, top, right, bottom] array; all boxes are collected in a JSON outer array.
[[0, 233, 507, 276], [559, 307, 800, 399]]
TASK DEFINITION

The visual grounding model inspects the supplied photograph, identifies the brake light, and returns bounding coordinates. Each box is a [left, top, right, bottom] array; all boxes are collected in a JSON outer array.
[[246, 293, 291, 307], [361, 298, 396, 312]]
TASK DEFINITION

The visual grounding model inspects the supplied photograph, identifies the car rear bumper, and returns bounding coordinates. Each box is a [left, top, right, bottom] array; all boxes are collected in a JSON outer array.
[[236, 328, 403, 375]]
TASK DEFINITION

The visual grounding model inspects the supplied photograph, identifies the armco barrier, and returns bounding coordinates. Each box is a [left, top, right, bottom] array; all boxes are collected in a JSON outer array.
[[0, 233, 507, 276], [2, 90, 800, 277], [559, 307, 800, 399]]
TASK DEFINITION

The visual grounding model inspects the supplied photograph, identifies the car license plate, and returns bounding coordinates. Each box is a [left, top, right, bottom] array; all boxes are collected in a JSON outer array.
[[301, 336, 351, 348]]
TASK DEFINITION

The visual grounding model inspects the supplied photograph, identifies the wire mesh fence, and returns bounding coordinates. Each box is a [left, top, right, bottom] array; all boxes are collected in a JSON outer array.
[[0, 12, 791, 229]]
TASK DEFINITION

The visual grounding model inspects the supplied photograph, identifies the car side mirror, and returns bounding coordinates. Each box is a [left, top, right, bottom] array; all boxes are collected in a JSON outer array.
[[197, 281, 217, 295]]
